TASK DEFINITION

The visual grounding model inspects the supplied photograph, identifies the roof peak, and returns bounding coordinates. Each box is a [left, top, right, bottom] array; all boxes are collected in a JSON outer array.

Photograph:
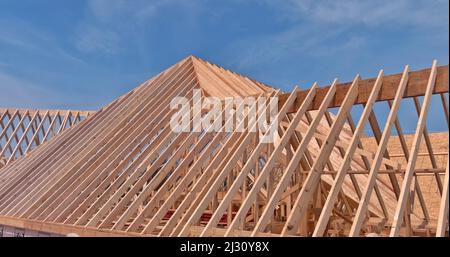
[[161, 54, 276, 98]]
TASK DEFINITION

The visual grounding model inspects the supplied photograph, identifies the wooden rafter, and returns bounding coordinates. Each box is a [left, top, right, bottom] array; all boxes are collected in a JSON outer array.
[[0, 109, 93, 168], [0, 56, 447, 237]]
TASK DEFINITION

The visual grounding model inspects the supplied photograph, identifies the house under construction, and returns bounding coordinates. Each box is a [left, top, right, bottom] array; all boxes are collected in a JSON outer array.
[[0, 56, 448, 237]]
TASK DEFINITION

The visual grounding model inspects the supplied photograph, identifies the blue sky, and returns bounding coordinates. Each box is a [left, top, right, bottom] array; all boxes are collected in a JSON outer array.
[[0, 0, 448, 132]]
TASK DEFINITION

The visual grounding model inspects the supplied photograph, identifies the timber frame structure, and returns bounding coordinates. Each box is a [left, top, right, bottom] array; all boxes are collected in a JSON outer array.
[[0, 109, 93, 169], [0, 56, 448, 237]]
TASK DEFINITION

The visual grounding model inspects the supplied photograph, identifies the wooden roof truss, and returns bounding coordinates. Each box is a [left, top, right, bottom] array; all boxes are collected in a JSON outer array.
[[0, 56, 448, 237], [0, 109, 93, 168]]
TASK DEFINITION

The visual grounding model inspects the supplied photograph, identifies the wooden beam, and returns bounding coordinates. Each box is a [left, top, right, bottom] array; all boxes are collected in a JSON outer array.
[[6, 111, 39, 165], [282, 75, 360, 236], [0, 216, 140, 237], [440, 93, 449, 126], [388, 100, 430, 221], [349, 65, 410, 236], [390, 60, 438, 237], [250, 81, 338, 236], [178, 91, 286, 236], [436, 155, 449, 237], [413, 97, 443, 194], [197, 87, 304, 236], [190, 225, 289, 237], [0, 108, 94, 117], [0, 56, 447, 238], [313, 70, 384, 236], [279, 65, 449, 113]]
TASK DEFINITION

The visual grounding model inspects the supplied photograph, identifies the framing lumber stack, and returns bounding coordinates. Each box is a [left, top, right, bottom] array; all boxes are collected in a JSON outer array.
[[0, 56, 448, 237]]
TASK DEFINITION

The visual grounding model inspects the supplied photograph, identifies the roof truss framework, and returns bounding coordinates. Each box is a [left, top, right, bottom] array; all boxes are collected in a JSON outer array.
[[0, 109, 93, 168], [0, 56, 448, 237]]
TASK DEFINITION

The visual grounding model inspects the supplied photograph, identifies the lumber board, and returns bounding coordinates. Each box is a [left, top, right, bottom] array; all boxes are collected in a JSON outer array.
[[280, 65, 449, 113]]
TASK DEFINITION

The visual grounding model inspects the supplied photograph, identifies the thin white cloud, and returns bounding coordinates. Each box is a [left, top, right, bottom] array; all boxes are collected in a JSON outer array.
[[75, 26, 121, 54], [88, 0, 127, 21], [0, 72, 62, 108], [225, 22, 354, 70], [75, 0, 205, 55], [0, 17, 86, 65], [88, 0, 160, 22], [261, 0, 448, 27], [224, 0, 448, 74], [74, 0, 177, 55], [0, 71, 104, 110]]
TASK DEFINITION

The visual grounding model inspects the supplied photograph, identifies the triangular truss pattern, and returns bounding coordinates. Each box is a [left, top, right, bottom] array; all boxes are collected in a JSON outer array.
[[0, 109, 94, 168], [0, 56, 448, 237]]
